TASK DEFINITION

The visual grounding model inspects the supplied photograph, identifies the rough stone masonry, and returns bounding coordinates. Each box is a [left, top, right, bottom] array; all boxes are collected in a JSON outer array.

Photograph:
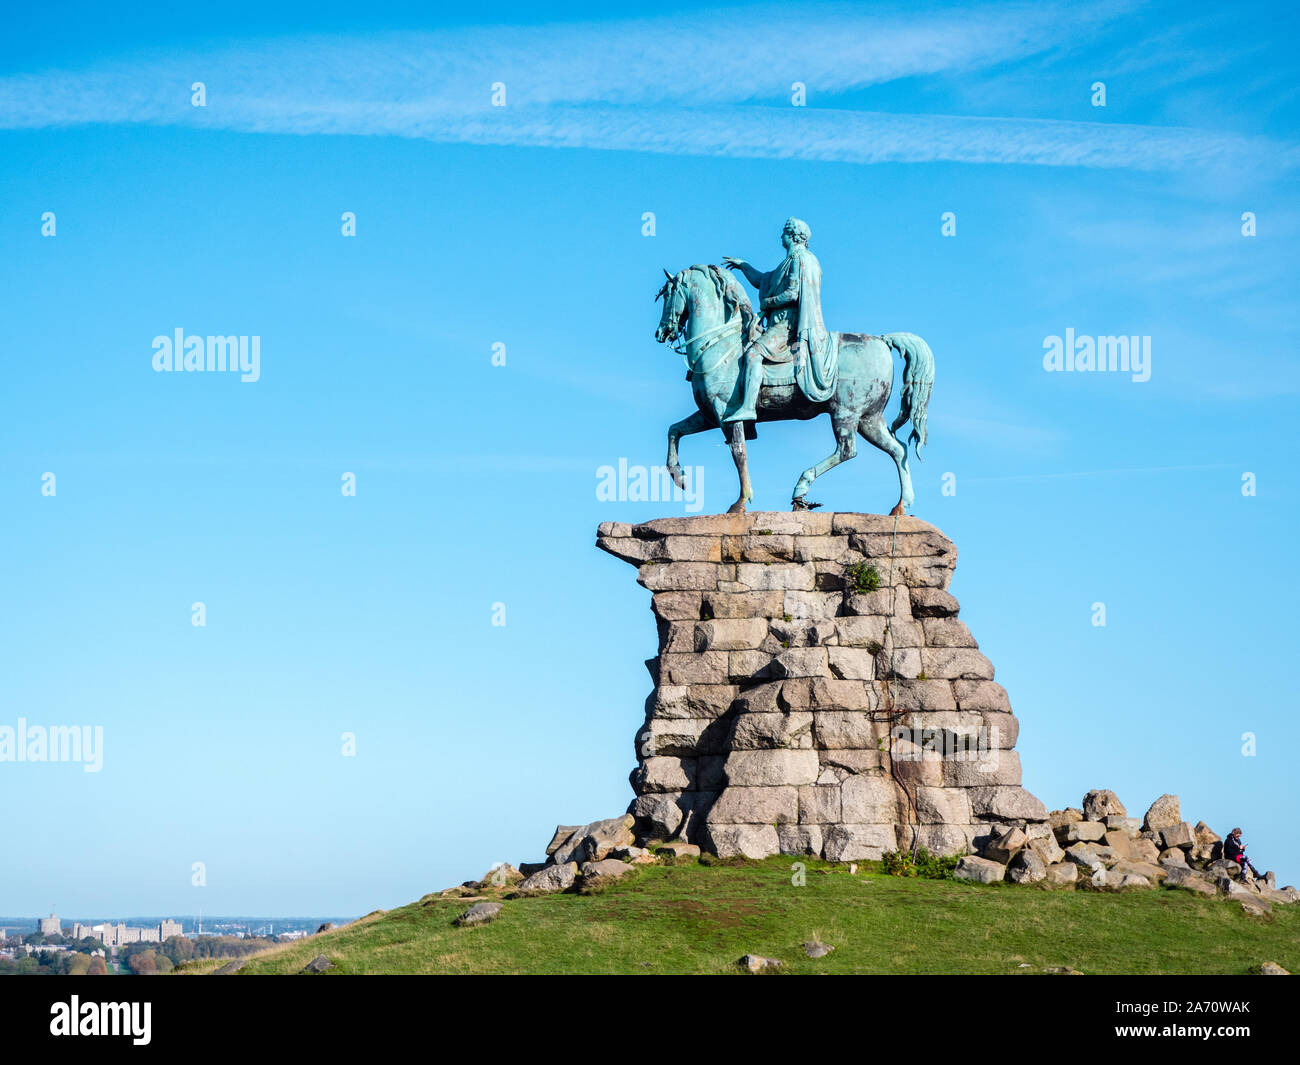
[[597, 511, 1049, 861]]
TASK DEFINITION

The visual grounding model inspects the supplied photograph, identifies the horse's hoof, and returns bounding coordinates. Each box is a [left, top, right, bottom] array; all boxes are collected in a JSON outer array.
[[727, 501, 747, 515], [791, 498, 822, 511], [889, 502, 907, 517]]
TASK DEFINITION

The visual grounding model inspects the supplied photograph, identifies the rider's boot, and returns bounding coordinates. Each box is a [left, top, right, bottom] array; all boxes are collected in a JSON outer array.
[[724, 352, 764, 423]]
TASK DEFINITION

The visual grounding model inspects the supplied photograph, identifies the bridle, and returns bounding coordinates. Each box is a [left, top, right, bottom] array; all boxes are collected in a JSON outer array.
[[656, 273, 687, 351], [657, 269, 742, 375]]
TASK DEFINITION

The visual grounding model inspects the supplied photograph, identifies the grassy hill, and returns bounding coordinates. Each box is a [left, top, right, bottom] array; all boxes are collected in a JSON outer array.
[[176, 856, 1299, 976]]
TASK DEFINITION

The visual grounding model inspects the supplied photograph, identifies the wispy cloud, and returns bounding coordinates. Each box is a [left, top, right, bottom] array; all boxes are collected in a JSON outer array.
[[429, 104, 1295, 172], [1, 2, 1294, 173], [0, 4, 1100, 118], [962, 462, 1236, 483]]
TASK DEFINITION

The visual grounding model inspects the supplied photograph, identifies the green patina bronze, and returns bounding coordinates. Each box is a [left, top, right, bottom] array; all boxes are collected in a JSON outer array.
[[654, 217, 935, 515]]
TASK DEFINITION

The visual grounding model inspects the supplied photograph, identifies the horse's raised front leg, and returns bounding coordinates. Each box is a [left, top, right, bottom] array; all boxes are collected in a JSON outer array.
[[725, 420, 754, 514], [667, 410, 712, 491], [860, 412, 913, 516], [791, 419, 857, 509]]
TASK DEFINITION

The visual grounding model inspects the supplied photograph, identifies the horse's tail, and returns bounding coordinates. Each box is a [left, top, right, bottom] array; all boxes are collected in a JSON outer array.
[[883, 332, 934, 459]]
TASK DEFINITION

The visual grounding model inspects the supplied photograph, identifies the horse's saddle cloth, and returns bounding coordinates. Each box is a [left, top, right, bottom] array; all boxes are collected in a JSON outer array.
[[760, 361, 797, 387], [684, 360, 797, 386]]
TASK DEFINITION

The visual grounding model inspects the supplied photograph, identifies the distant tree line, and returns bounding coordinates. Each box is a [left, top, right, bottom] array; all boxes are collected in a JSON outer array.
[[122, 935, 277, 971], [0, 950, 109, 976], [1, 932, 276, 975]]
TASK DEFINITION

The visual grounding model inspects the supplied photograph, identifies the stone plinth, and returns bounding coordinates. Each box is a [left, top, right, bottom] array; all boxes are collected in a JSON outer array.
[[597, 512, 1046, 861]]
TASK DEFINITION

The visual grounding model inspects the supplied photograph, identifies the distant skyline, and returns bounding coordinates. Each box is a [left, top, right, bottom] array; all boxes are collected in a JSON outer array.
[[1, 0, 1297, 914], [2, 915, 354, 925]]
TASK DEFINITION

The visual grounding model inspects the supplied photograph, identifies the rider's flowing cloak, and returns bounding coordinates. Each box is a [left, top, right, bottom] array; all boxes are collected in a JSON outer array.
[[761, 246, 837, 402], [792, 247, 837, 402]]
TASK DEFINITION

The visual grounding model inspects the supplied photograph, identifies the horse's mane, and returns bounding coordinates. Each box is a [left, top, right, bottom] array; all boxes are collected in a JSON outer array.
[[693, 264, 758, 344]]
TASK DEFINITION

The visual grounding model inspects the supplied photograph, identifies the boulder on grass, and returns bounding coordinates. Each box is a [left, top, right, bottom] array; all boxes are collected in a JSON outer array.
[[455, 902, 503, 927], [1111, 859, 1166, 883], [1046, 863, 1078, 886], [579, 859, 635, 890], [516, 862, 579, 896], [1219, 877, 1262, 901], [1008, 848, 1048, 884], [954, 855, 1006, 884], [1168, 875, 1216, 898], [1259, 885, 1298, 906], [551, 815, 636, 864]]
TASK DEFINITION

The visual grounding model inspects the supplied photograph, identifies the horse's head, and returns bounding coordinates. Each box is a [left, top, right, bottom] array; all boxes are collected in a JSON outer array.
[[654, 268, 689, 344]]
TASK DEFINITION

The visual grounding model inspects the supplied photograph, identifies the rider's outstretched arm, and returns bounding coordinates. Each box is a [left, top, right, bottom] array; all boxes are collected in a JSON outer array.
[[725, 258, 766, 289]]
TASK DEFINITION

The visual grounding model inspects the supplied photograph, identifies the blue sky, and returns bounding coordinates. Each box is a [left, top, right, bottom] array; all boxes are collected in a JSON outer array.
[[1, 0, 1297, 916]]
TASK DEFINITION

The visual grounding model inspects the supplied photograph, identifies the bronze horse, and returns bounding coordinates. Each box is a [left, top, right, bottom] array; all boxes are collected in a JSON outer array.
[[655, 265, 934, 514]]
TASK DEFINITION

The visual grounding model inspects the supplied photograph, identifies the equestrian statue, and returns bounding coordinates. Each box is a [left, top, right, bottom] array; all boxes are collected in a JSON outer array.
[[653, 217, 934, 515]]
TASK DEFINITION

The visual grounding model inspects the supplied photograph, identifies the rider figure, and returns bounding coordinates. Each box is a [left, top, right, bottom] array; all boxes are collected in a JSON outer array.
[[723, 217, 831, 423]]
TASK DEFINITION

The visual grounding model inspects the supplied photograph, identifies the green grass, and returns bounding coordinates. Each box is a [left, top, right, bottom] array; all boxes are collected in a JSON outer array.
[[176, 857, 1300, 975]]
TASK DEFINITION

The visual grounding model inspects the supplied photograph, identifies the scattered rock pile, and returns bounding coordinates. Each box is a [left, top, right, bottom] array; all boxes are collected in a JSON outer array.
[[436, 815, 662, 907], [955, 789, 1297, 913]]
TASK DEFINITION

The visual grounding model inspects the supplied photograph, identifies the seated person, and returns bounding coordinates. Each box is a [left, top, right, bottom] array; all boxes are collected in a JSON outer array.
[[1223, 827, 1262, 879]]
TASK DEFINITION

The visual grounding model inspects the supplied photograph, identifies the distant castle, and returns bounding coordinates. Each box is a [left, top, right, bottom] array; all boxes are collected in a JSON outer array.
[[40, 912, 183, 946]]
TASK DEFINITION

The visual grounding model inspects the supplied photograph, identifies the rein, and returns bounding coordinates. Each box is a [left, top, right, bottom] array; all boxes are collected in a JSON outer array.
[[678, 318, 742, 377]]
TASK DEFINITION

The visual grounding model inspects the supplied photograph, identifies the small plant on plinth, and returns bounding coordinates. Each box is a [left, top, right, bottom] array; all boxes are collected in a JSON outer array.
[[848, 562, 882, 592]]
